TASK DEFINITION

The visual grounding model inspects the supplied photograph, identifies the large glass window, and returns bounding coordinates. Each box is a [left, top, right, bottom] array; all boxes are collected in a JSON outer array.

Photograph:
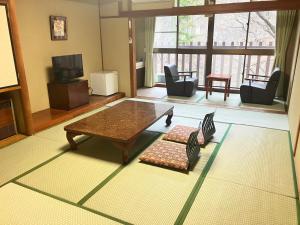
[[247, 11, 276, 48], [216, 0, 249, 3], [244, 55, 275, 76], [154, 17, 177, 48], [179, 0, 205, 7], [153, 53, 177, 83], [212, 55, 245, 88], [178, 54, 206, 85], [178, 15, 208, 48], [213, 13, 249, 48], [153, 1, 276, 88]]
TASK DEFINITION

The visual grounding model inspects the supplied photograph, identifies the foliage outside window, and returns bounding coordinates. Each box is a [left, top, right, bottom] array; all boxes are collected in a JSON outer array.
[[153, 0, 277, 88]]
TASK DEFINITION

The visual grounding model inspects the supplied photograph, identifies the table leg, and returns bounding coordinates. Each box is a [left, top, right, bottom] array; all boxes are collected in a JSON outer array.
[[113, 140, 136, 164], [224, 81, 228, 101], [227, 79, 231, 97], [205, 80, 209, 99], [66, 132, 78, 150], [166, 109, 173, 127], [210, 80, 213, 95]]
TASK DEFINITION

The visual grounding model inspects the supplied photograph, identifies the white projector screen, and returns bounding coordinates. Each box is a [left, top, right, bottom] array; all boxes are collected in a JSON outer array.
[[0, 5, 18, 88]]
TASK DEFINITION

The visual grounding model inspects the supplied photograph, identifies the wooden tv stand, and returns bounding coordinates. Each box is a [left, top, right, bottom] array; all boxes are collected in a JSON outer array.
[[47, 80, 89, 110]]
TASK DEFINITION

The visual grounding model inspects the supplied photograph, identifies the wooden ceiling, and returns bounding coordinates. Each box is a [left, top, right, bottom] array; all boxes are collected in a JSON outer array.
[[119, 0, 300, 17]]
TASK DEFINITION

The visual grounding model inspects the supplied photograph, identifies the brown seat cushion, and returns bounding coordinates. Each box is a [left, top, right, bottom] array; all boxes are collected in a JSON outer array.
[[139, 140, 189, 170], [163, 125, 205, 145]]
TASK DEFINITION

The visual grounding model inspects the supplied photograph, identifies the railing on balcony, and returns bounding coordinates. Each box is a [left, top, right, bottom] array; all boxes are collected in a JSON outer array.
[[153, 41, 275, 89]]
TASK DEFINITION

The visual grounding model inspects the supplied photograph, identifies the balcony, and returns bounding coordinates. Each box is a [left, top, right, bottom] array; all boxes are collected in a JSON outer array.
[[153, 41, 275, 89]]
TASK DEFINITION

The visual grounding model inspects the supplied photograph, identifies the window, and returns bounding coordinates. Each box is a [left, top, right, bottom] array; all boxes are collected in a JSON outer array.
[[153, 2, 276, 88], [154, 17, 177, 48], [216, 0, 249, 3], [153, 53, 177, 83], [178, 0, 205, 7], [213, 13, 249, 48], [247, 11, 276, 48], [245, 55, 275, 76], [179, 15, 208, 48], [178, 54, 206, 85], [212, 55, 245, 88]]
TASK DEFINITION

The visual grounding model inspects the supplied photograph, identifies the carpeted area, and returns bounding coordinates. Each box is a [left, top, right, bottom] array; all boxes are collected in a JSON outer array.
[[199, 92, 241, 107], [164, 91, 205, 103], [136, 87, 286, 113], [0, 98, 297, 225], [240, 99, 285, 112], [137, 87, 167, 99]]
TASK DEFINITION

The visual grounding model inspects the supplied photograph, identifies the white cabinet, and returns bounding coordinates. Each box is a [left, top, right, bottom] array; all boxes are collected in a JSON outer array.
[[90, 71, 119, 96], [0, 5, 18, 88]]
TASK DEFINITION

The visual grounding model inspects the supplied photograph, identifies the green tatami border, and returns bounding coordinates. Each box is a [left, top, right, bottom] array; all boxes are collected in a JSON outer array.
[[77, 165, 124, 205], [8, 131, 161, 225], [77, 131, 162, 205], [288, 132, 300, 224], [174, 124, 232, 225], [0, 150, 68, 189], [13, 181, 132, 225], [0, 137, 93, 189]]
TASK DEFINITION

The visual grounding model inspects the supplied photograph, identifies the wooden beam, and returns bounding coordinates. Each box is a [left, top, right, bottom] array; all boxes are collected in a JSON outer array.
[[119, 1, 300, 17]]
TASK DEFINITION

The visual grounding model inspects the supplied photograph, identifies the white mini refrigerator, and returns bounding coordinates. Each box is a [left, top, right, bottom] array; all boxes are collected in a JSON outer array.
[[90, 71, 119, 96]]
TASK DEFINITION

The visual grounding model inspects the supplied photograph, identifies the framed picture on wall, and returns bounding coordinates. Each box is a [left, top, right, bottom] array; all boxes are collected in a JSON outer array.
[[50, 16, 67, 41]]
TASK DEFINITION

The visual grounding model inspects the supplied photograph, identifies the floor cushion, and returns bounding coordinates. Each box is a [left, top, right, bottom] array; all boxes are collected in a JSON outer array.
[[163, 125, 205, 145]]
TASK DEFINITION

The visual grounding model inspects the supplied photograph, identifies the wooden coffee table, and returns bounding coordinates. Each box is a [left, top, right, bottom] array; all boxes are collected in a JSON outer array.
[[64, 100, 174, 164], [206, 74, 232, 101]]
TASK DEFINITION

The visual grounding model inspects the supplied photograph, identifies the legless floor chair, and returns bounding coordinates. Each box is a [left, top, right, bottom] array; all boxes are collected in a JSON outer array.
[[163, 112, 216, 147], [139, 130, 200, 172]]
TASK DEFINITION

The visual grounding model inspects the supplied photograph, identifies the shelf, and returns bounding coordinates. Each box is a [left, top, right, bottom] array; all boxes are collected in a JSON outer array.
[[0, 85, 21, 94]]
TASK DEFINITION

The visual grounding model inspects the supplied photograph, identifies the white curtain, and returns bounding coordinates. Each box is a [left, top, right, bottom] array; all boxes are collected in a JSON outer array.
[[144, 17, 156, 87]]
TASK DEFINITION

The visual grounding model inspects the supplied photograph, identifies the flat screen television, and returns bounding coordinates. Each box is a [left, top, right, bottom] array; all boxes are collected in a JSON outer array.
[[52, 54, 83, 83]]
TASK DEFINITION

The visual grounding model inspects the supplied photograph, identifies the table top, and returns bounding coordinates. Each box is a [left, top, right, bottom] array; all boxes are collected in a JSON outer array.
[[207, 74, 232, 80], [64, 100, 174, 143]]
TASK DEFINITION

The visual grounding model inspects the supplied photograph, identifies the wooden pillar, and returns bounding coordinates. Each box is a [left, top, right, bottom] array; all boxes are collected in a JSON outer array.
[[129, 18, 137, 97], [6, 0, 34, 135]]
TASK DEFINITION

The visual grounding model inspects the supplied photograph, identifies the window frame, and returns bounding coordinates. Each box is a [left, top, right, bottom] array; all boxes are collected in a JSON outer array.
[[153, 0, 276, 88]]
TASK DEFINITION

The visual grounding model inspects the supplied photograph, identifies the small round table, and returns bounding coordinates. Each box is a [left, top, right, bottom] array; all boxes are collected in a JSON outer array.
[[205, 74, 232, 101]]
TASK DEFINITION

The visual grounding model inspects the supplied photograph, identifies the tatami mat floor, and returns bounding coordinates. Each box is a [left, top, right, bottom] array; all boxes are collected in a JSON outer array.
[[0, 97, 298, 225]]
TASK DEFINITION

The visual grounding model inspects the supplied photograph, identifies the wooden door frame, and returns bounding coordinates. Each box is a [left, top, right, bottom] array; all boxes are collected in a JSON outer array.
[[294, 120, 300, 156], [129, 17, 137, 97], [1, 0, 33, 135]]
